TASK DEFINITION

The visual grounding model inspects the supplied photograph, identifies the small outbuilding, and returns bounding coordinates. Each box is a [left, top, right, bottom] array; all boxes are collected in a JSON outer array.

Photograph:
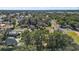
[[7, 31, 19, 37]]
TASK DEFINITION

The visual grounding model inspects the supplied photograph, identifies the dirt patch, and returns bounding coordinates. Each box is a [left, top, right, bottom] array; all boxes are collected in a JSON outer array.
[[75, 31, 79, 36]]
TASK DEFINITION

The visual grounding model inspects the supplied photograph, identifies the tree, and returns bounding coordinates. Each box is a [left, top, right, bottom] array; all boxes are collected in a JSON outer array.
[[12, 18, 19, 28], [47, 31, 75, 51], [33, 29, 49, 51]]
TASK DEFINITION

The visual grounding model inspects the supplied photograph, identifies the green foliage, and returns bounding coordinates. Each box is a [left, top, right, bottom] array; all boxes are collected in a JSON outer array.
[[12, 18, 19, 28], [1, 11, 79, 51], [47, 31, 77, 51], [52, 13, 79, 30], [67, 31, 79, 44], [20, 29, 78, 51]]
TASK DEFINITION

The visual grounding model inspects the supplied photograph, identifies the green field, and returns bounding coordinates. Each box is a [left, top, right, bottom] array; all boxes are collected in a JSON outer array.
[[67, 31, 79, 45]]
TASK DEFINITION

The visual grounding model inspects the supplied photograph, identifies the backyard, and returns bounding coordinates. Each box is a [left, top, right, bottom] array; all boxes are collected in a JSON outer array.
[[67, 31, 79, 45]]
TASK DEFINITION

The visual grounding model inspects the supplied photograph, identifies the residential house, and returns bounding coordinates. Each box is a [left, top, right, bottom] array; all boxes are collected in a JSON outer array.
[[5, 37, 17, 46]]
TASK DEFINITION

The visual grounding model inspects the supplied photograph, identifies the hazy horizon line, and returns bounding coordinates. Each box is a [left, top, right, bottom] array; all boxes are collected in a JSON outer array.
[[0, 7, 79, 10]]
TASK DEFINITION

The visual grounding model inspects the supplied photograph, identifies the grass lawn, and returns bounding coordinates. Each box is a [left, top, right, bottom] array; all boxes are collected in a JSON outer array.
[[67, 31, 79, 45]]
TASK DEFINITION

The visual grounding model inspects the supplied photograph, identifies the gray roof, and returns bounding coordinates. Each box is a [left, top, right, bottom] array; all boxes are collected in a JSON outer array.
[[0, 18, 3, 22], [7, 37, 15, 40], [7, 31, 19, 37], [8, 31, 17, 34], [5, 37, 17, 46]]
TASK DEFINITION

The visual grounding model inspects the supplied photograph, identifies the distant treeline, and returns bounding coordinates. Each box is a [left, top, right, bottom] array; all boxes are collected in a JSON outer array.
[[0, 10, 79, 13]]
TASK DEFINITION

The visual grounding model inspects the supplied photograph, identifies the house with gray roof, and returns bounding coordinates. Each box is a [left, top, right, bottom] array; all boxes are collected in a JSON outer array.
[[5, 37, 17, 46]]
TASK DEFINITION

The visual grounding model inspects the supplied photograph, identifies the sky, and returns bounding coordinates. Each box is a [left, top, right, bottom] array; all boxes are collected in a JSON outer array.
[[0, 0, 78, 10]]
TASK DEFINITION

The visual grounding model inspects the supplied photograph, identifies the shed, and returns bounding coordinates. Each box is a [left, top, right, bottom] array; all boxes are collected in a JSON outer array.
[[7, 31, 19, 37]]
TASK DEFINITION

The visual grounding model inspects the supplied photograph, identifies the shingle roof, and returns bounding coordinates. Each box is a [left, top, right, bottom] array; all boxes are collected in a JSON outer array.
[[5, 37, 17, 46], [0, 18, 3, 22]]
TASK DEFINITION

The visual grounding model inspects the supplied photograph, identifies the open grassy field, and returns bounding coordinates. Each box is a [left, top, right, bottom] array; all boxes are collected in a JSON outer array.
[[67, 31, 79, 45]]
